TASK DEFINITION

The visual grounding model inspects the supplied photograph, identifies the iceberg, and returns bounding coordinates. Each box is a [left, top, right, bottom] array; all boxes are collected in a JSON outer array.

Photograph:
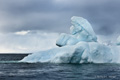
[[56, 33, 79, 47], [56, 16, 97, 47], [117, 36, 120, 45], [71, 16, 97, 42], [21, 16, 120, 64], [21, 42, 120, 63]]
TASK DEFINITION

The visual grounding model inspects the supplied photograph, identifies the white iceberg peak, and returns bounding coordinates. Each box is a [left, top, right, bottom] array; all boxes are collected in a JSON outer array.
[[56, 16, 97, 47], [71, 16, 97, 41]]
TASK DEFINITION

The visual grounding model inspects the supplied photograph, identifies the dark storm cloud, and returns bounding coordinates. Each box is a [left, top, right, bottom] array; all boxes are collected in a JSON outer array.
[[0, 0, 120, 35]]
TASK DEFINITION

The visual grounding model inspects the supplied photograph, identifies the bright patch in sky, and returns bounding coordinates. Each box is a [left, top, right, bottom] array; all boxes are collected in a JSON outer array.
[[15, 30, 30, 35], [0, 30, 59, 53]]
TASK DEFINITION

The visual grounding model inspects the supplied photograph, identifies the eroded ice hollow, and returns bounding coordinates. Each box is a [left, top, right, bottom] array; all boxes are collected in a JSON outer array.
[[21, 16, 120, 63]]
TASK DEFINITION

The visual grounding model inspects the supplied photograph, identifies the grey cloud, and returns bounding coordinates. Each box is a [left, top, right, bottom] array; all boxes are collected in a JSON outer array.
[[0, 0, 120, 35]]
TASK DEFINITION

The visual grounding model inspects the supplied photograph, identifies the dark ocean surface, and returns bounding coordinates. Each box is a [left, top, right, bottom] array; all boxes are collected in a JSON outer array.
[[0, 54, 120, 80]]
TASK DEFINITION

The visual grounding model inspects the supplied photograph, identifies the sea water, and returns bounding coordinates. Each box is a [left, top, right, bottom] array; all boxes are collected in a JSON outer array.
[[0, 54, 120, 80]]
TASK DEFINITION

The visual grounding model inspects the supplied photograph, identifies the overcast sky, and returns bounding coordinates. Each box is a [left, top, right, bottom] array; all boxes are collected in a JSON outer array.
[[0, 0, 120, 35]]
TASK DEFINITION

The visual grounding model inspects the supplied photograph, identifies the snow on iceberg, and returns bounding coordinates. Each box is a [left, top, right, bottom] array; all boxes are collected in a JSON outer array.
[[21, 16, 120, 63]]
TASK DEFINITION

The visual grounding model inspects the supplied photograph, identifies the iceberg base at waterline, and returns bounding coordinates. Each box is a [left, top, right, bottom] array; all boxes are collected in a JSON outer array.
[[21, 42, 120, 63], [21, 16, 120, 63]]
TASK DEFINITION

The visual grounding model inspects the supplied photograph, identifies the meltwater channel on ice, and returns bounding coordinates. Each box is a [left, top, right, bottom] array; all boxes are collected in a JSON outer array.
[[21, 16, 120, 64]]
